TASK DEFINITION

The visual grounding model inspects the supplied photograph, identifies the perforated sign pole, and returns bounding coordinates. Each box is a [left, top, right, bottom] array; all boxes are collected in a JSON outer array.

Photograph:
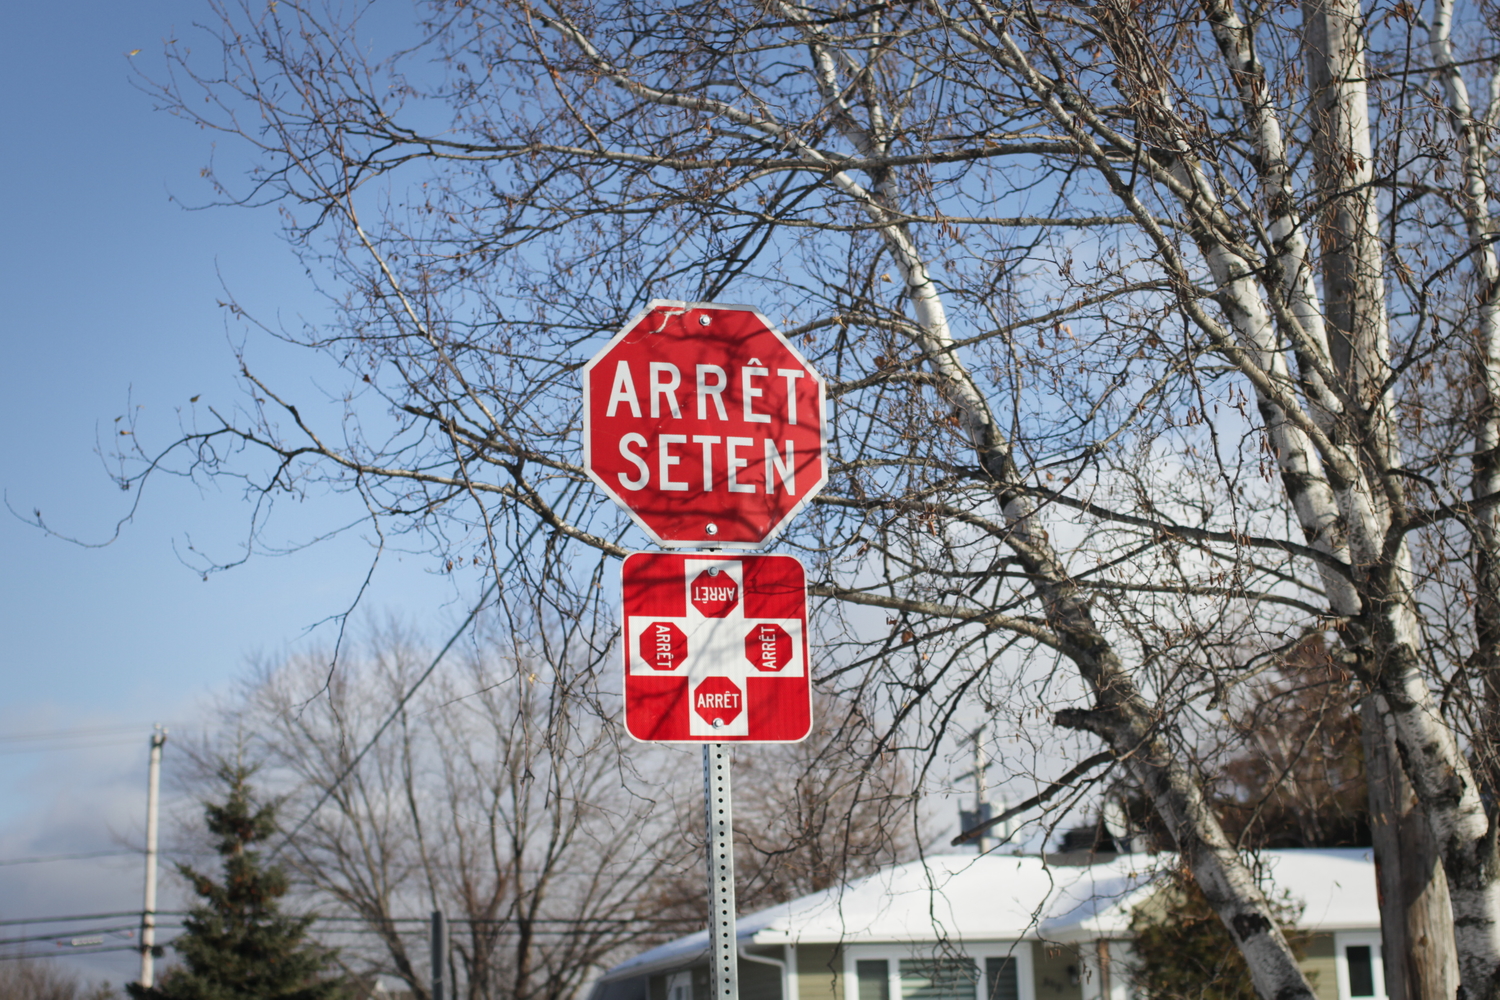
[[704, 744, 739, 1000]]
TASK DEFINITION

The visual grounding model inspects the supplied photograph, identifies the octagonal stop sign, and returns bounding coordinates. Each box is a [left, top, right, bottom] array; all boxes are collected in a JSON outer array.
[[583, 301, 828, 548], [745, 623, 792, 672], [693, 677, 744, 727], [690, 569, 738, 618], [639, 621, 688, 671]]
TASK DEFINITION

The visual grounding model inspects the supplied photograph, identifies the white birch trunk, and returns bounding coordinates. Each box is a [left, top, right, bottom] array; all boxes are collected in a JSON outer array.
[[1425, 5, 1500, 997], [1429, 0, 1500, 754], [1298, 3, 1500, 995]]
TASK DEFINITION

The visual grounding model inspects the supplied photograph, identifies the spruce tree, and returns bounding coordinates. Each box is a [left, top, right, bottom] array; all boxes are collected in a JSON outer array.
[[128, 765, 348, 1000]]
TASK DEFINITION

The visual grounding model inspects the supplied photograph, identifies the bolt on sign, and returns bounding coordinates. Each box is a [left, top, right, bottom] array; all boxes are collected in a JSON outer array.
[[582, 301, 828, 548], [621, 552, 811, 742]]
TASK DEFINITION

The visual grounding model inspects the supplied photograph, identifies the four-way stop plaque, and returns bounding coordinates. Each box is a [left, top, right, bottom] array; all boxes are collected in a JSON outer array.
[[621, 551, 811, 742]]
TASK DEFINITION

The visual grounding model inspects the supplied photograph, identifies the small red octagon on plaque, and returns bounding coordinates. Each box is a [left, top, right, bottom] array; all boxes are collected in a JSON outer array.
[[638, 621, 688, 671], [690, 569, 739, 618], [693, 677, 744, 727], [744, 623, 792, 672]]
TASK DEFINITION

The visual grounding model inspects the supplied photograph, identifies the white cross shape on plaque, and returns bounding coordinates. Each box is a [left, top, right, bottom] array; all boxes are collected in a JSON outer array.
[[624, 557, 806, 738]]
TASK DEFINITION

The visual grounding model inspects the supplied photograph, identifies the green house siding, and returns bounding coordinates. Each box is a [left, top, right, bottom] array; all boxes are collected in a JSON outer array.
[[797, 944, 844, 1000], [741, 949, 785, 1000], [1301, 933, 1337, 1000]]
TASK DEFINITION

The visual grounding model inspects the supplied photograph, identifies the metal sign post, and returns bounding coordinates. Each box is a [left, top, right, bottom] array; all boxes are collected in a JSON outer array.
[[703, 744, 738, 1000]]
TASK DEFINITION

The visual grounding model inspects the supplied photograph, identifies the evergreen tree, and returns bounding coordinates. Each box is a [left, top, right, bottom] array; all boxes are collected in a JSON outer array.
[[128, 765, 348, 1000]]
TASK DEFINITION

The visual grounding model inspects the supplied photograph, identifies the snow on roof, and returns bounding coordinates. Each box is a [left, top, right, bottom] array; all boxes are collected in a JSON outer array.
[[600, 848, 1379, 982]]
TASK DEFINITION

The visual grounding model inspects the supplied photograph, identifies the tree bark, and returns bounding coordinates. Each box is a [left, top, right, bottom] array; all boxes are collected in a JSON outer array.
[[1299, 5, 1462, 997], [1363, 694, 1459, 1000]]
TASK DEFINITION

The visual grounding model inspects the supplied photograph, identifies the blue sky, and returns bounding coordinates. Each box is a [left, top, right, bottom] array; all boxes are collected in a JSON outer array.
[[0, 1, 463, 980]]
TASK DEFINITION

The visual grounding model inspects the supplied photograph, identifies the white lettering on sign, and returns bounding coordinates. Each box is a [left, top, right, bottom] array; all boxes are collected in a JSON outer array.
[[658, 434, 688, 491], [606, 361, 642, 418], [726, 437, 754, 493], [778, 369, 804, 424], [697, 365, 728, 420], [754, 627, 779, 667], [696, 690, 742, 709], [604, 362, 805, 424], [649, 363, 682, 418], [654, 624, 676, 663], [619, 433, 650, 490], [693, 584, 738, 604], [692, 435, 719, 490], [765, 440, 795, 495], [599, 362, 812, 494], [741, 366, 770, 423], [620, 434, 802, 494]]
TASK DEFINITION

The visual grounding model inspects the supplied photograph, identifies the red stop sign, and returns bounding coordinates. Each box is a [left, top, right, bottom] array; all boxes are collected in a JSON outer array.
[[693, 676, 744, 727], [744, 623, 792, 672], [582, 301, 827, 547], [638, 621, 688, 671], [690, 569, 739, 618]]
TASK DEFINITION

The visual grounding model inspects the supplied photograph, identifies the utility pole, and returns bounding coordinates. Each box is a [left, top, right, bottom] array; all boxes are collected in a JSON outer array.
[[430, 910, 448, 1000], [139, 725, 167, 988], [957, 726, 993, 852]]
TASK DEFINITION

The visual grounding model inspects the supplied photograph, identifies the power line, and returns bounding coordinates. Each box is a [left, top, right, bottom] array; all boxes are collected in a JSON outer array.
[[0, 738, 157, 756], [0, 724, 175, 743], [0, 911, 684, 930], [0, 924, 164, 949], [0, 943, 153, 962], [0, 850, 137, 868], [0, 911, 187, 929]]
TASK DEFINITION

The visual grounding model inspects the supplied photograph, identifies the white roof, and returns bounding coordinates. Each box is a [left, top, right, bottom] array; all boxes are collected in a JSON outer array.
[[603, 848, 1379, 981]]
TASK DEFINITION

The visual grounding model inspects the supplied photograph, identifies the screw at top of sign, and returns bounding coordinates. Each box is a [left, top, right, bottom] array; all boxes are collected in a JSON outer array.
[[708, 566, 720, 577], [698, 315, 711, 326], [705, 523, 718, 535]]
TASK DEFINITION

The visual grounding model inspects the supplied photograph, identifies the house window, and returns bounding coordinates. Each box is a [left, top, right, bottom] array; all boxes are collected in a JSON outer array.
[[1346, 948, 1375, 998], [858, 961, 891, 1000], [899, 960, 979, 1000], [844, 945, 1033, 1000], [1333, 933, 1386, 1000], [986, 957, 1018, 1000], [667, 971, 693, 1000]]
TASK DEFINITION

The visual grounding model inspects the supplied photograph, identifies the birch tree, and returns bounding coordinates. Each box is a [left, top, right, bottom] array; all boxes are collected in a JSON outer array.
[[109, 1, 1500, 998]]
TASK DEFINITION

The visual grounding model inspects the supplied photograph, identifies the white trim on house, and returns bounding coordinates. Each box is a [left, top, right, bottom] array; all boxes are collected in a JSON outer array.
[[1332, 932, 1386, 1000]]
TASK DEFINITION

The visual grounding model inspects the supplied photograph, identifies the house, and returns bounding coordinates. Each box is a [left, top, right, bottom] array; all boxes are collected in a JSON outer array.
[[589, 850, 1385, 1000]]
